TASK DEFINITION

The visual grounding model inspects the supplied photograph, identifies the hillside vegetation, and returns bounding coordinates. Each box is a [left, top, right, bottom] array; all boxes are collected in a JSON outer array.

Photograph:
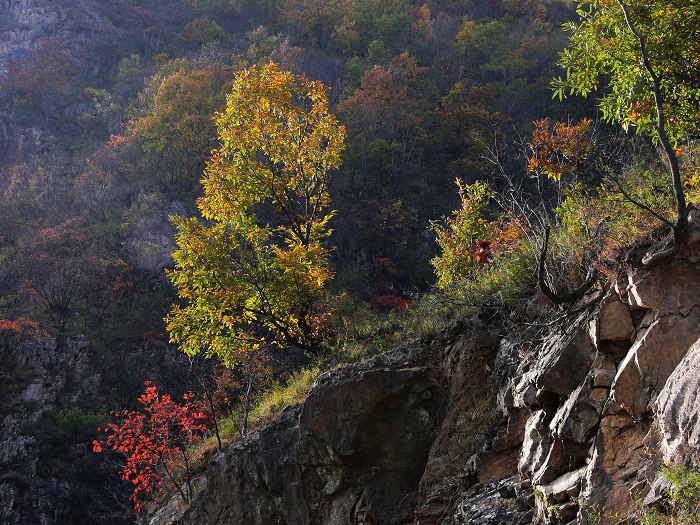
[[0, 0, 699, 522]]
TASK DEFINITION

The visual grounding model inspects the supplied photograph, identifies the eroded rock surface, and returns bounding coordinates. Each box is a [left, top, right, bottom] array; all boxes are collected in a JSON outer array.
[[0, 0, 107, 61], [153, 330, 513, 525], [171, 351, 451, 525], [511, 244, 700, 524], [654, 336, 700, 461], [0, 336, 102, 525]]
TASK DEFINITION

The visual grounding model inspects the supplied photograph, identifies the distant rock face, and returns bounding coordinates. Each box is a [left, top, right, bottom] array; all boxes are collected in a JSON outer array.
[[0, 0, 107, 61], [0, 0, 112, 163], [124, 196, 186, 274], [151, 219, 700, 525], [0, 0, 55, 56], [0, 336, 102, 525]]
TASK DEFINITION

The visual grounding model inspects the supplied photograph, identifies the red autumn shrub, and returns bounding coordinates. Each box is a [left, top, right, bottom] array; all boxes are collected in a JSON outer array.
[[93, 381, 208, 511]]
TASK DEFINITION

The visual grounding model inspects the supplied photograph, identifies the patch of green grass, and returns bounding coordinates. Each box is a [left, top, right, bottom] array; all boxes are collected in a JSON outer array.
[[585, 504, 621, 525], [249, 367, 321, 426], [327, 238, 538, 359], [193, 366, 323, 460], [57, 406, 106, 438]]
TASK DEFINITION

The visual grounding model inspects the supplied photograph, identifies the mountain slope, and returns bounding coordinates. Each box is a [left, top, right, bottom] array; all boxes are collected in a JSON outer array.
[[149, 214, 700, 524]]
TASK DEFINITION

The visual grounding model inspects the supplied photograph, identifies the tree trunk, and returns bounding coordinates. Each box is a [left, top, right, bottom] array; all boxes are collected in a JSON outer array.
[[241, 371, 255, 438], [537, 226, 597, 306], [617, 0, 688, 247], [204, 386, 222, 451]]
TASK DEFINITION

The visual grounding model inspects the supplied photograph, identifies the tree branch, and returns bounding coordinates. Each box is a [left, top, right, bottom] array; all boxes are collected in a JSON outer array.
[[604, 172, 674, 228], [537, 226, 598, 306]]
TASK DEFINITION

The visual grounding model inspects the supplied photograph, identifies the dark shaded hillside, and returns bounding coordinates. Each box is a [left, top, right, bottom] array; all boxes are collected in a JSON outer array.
[[1, 0, 587, 301]]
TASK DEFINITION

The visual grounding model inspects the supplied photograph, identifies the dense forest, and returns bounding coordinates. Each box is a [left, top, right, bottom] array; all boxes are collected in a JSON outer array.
[[1, 0, 698, 522]]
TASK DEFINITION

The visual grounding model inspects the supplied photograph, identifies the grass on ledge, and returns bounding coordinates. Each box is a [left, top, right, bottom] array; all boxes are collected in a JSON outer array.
[[192, 366, 322, 460]]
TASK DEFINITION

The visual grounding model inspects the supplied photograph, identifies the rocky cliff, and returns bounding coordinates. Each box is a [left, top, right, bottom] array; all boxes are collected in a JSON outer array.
[[0, 0, 107, 61], [0, 336, 101, 524], [0, 0, 114, 162], [149, 217, 700, 525], [0, 334, 191, 524]]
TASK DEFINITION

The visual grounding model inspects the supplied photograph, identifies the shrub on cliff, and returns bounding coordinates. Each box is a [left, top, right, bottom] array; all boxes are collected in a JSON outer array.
[[642, 464, 700, 525]]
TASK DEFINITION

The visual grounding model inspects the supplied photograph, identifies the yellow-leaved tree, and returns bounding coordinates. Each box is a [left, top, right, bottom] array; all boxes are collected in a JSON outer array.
[[166, 62, 345, 364]]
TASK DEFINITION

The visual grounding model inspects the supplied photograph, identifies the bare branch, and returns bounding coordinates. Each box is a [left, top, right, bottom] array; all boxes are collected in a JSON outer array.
[[537, 226, 598, 306]]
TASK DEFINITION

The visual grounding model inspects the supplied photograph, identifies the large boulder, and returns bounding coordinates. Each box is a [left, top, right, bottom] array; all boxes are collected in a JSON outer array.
[[173, 362, 446, 525], [590, 298, 635, 346], [532, 318, 596, 397]]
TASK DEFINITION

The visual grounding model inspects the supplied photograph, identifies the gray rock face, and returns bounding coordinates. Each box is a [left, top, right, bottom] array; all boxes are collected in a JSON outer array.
[[626, 262, 700, 315], [173, 363, 446, 525], [0, 336, 102, 525], [654, 335, 700, 461], [532, 316, 596, 397], [0, 0, 107, 61], [590, 297, 635, 345], [447, 476, 530, 525], [151, 331, 510, 525], [611, 308, 700, 415]]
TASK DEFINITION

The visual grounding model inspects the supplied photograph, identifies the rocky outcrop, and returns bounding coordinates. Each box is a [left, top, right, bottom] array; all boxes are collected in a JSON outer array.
[[0, 331, 212, 524], [149, 329, 518, 525], [654, 337, 700, 462], [150, 220, 700, 525], [508, 247, 700, 523], [0, 0, 107, 62]]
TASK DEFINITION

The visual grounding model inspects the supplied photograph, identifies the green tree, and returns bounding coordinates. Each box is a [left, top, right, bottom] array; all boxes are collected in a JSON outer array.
[[430, 179, 524, 289], [430, 180, 492, 288], [183, 17, 229, 44], [166, 62, 345, 364], [553, 0, 700, 246]]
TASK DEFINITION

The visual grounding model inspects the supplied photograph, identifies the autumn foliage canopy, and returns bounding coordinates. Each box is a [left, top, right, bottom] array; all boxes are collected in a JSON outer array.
[[528, 118, 593, 181], [431, 180, 523, 289], [166, 62, 345, 363]]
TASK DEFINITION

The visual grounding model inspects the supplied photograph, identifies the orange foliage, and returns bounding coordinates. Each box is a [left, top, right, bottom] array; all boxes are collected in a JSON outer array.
[[340, 52, 428, 141], [0, 316, 43, 358], [0, 317, 41, 334], [2, 37, 78, 115], [528, 118, 593, 181], [472, 219, 525, 265], [368, 294, 411, 311]]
